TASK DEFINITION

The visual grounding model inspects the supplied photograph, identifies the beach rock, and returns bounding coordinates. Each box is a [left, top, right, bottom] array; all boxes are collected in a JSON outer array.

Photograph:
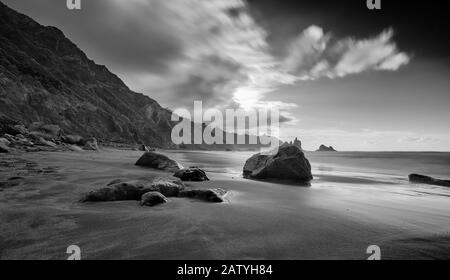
[[0, 142, 10, 153], [83, 137, 99, 151], [135, 152, 182, 171], [0, 137, 10, 146], [12, 125, 29, 135], [243, 145, 313, 182], [142, 177, 185, 197], [316, 145, 337, 152], [30, 123, 61, 140], [81, 182, 143, 202], [36, 137, 57, 147], [138, 145, 155, 152], [140, 191, 168, 207], [67, 145, 84, 152], [409, 174, 450, 188], [107, 179, 124, 186], [62, 135, 85, 145], [15, 138, 34, 147], [173, 167, 209, 181], [3, 134, 15, 142], [178, 188, 227, 203]]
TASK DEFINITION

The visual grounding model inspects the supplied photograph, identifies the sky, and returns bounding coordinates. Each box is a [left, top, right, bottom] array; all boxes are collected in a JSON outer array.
[[3, 0, 450, 151]]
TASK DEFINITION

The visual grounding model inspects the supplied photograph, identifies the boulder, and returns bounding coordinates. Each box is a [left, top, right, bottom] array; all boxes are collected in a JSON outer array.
[[36, 137, 57, 147], [84, 137, 99, 151], [1, 124, 28, 136], [173, 167, 209, 181], [409, 174, 450, 188], [67, 145, 84, 152], [178, 188, 228, 203], [0, 142, 10, 153], [140, 191, 168, 207], [3, 134, 15, 142], [142, 177, 185, 197], [316, 145, 337, 152], [81, 182, 144, 202], [12, 125, 29, 135], [243, 145, 313, 182], [135, 152, 182, 171], [30, 123, 61, 140], [62, 135, 85, 145], [0, 137, 10, 146]]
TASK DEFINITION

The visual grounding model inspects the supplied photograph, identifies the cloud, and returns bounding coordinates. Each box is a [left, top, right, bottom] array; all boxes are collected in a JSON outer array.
[[285, 28, 410, 80], [8, 0, 409, 120]]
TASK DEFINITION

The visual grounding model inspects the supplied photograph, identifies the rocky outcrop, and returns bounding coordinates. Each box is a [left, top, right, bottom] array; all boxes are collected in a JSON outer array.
[[178, 188, 228, 203], [316, 145, 337, 152], [81, 182, 145, 202], [81, 177, 228, 205], [140, 192, 168, 207], [173, 167, 210, 181], [409, 174, 450, 188], [0, 2, 177, 148], [135, 152, 182, 171], [243, 145, 313, 182]]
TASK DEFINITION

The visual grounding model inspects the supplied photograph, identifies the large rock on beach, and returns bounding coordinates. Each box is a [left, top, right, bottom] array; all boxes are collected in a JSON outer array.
[[135, 152, 182, 171], [243, 145, 313, 182]]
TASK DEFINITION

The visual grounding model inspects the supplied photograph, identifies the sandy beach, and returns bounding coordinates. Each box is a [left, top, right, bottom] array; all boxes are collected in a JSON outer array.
[[1, 149, 449, 260]]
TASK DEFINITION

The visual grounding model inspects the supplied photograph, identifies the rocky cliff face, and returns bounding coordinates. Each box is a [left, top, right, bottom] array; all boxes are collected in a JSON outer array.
[[0, 1, 176, 147]]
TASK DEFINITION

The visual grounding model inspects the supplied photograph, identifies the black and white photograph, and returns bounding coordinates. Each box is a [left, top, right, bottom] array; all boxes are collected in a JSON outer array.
[[0, 0, 449, 263]]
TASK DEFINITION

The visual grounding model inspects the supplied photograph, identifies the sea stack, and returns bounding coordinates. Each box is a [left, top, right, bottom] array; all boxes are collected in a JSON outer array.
[[316, 145, 337, 152]]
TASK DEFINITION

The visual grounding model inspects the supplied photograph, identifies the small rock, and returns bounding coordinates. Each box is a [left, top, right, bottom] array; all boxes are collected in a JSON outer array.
[[140, 191, 167, 207], [409, 174, 450, 188], [138, 145, 154, 152], [178, 188, 227, 203], [67, 145, 84, 152], [13, 125, 29, 135], [30, 123, 61, 139], [0, 137, 10, 146], [84, 137, 99, 151], [37, 137, 57, 147], [107, 179, 124, 186], [0, 143, 10, 153], [174, 167, 209, 181], [3, 134, 15, 142], [135, 152, 183, 171], [62, 135, 85, 145]]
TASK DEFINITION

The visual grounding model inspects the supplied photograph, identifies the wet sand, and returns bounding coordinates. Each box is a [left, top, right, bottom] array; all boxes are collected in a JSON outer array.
[[0, 149, 449, 259]]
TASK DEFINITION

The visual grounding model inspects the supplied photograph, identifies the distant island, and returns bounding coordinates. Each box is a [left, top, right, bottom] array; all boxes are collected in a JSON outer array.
[[316, 145, 337, 152]]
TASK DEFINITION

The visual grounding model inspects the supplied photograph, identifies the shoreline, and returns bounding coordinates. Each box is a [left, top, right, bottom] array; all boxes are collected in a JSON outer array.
[[1, 149, 449, 260]]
